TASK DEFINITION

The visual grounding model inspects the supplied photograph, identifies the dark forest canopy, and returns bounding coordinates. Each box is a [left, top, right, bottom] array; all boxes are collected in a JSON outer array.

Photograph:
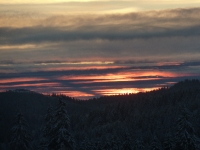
[[1, 79, 200, 149]]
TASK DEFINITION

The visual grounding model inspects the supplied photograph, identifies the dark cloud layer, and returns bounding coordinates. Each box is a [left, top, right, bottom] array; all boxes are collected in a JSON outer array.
[[1, 25, 200, 45], [1, 7, 200, 64], [1, 8, 200, 45], [0, 61, 200, 99], [1, 7, 200, 98]]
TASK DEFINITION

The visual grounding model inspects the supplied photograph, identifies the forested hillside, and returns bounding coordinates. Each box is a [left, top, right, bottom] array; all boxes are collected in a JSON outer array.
[[1, 79, 200, 149]]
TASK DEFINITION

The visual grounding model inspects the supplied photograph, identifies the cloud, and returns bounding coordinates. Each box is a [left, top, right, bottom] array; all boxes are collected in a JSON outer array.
[[1, 6, 200, 27], [1, 4, 200, 98], [1, 60, 200, 98], [1, 35, 200, 69], [1, 25, 200, 46], [1, 7, 200, 46], [0, 68, 200, 99]]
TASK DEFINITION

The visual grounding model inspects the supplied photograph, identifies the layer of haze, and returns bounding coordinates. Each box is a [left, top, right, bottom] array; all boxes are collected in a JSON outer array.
[[0, 1, 200, 99]]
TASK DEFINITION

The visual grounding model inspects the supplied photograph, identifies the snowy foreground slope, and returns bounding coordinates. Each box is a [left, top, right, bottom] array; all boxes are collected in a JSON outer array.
[[1, 79, 200, 149]]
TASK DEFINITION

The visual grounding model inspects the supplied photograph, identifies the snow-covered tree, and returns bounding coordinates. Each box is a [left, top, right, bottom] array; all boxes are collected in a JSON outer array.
[[121, 133, 132, 150], [102, 137, 112, 150], [163, 132, 174, 150], [48, 99, 74, 150], [39, 105, 54, 150], [149, 135, 162, 150], [134, 138, 145, 150], [94, 140, 102, 150], [174, 106, 199, 150], [109, 135, 120, 150], [10, 111, 32, 150], [43, 105, 54, 138], [79, 136, 92, 150]]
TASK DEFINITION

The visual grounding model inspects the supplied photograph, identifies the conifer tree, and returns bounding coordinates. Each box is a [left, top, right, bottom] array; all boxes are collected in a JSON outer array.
[[10, 111, 32, 150], [103, 137, 112, 150], [110, 135, 120, 150], [174, 106, 199, 150], [39, 105, 54, 150], [164, 132, 174, 150], [44, 105, 54, 138], [134, 138, 145, 150], [150, 135, 162, 150], [48, 99, 74, 150], [79, 136, 91, 150], [121, 133, 132, 150], [94, 140, 102, 150]]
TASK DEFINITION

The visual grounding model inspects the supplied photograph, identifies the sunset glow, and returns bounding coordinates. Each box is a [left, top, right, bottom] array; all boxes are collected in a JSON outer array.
[[0, 77, 46, 84], [57, 70, 189, 83], [0, 64, 198, 99], [2, 2, 200, 150], [94, 87, 160, 96], [49, 91, 95, 99], [1, 1, 200, 99], [0, 82, 61, 89]]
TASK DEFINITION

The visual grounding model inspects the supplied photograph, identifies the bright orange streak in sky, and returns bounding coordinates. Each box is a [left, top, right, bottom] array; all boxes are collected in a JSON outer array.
[[0, 82, 61, 88], [72, 77, 162, 84], [94, 87, 160, 96], [28, 66, 127, 72], [57, 71, 189, 82], [156, 61, 183, 66], [0, 77, 46, 84], [130, 71, 179, 77], [50, 91, 94, 99], [0, 69, 195, 99], [35, 61, 114, 65]]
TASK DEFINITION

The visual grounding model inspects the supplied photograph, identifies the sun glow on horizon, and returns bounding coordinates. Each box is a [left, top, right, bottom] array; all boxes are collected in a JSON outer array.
[[57, 70, 189, 83], [45, 91, 95, 99], [93, 87, 160, 96], [0, 64, 197, 99], [34, 61, 114, 65], [1, 0, 200, 100], [0, 77, 47, 84]]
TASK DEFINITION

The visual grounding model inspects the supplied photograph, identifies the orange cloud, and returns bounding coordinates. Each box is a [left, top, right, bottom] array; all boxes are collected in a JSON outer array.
[[28, 65, 126, 72], [0, 82, 61, 88], [57, 70, 189, 84], [156, 61, 183, 66], [93, 87, 160, 96], [48, 90, 94, 99], [0, 77, 46, 84]]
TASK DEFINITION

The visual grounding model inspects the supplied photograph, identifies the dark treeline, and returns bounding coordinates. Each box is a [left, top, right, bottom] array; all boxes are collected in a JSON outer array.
[[1, 79, 200, 149]]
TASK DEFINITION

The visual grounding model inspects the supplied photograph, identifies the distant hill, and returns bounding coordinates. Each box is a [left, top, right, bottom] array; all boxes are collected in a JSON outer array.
[[1, 79, 200, 149], [0, 91, 57, 143]]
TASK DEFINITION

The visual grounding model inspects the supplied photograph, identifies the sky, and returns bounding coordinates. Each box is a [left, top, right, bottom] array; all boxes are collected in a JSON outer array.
[[1, 0, 200, 99]]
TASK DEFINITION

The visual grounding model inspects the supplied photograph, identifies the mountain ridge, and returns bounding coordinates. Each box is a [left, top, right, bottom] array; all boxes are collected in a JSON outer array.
[[1, 79, 200, 149]]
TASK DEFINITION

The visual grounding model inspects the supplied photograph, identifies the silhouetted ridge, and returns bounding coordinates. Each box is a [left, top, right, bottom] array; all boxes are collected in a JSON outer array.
[[1, 79, 200, 149], [170, 79, 200, 91]]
